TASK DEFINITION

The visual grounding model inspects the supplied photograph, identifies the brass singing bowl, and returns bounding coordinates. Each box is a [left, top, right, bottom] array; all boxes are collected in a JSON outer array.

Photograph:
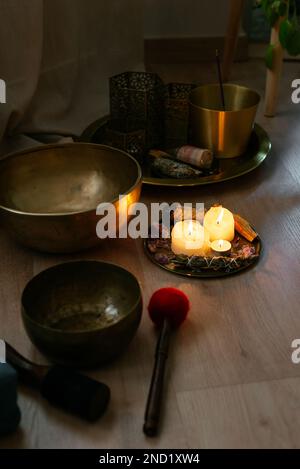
[[21, 260, 143, 368], [0, 143, 142, 253], [189, 84, 260, 158]]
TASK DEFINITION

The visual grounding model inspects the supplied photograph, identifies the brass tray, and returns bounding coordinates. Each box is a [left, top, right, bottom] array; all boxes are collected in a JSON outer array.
[[80, 119, 271, 187], [144, 220, 262, 278]]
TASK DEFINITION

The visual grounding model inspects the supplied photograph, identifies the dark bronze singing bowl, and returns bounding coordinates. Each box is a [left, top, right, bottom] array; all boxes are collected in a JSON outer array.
[[21, 261, 143, 368], [0, 143, 142, 253]]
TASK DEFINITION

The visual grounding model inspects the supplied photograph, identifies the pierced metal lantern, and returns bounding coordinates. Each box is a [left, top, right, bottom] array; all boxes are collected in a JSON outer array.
[[165, 82, 196, 149], [110, 71, 165, 149], [105, 120, 146, 165]]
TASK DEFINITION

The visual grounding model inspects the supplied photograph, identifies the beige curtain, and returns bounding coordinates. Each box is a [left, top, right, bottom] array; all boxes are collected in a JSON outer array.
[[0, 0, 144, 153]]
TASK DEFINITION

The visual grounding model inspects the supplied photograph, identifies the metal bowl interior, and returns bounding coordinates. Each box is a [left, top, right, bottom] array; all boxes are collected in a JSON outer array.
[[21, 261, 142, 367], [0, 143, 141, 215], [189, 84, 260, 112]]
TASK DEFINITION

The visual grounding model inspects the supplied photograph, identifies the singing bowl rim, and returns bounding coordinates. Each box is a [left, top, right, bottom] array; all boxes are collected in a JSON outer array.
[[21, 260, 142, 335], [0, 142, 142, 217], [189, 83, 261, 113]]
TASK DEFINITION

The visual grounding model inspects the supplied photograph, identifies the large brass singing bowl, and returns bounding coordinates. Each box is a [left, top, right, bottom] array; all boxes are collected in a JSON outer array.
[[21, 260, 143, 368], [0, 143, 142, 253], [189, 84, 260, 158]]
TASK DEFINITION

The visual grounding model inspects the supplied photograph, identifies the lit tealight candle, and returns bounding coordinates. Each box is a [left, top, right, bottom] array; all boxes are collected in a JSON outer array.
[[211, 239, 232, 256], [171, 220, 211, 257], [203, 205, 235, 242]]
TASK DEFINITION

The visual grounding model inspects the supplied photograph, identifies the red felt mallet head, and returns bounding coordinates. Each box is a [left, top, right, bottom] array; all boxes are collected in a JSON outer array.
[[148, 287, 190, 329]]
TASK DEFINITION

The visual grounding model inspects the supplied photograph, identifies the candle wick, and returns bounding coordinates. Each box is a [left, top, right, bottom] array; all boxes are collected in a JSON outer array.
[[216, 208, 224, 225]]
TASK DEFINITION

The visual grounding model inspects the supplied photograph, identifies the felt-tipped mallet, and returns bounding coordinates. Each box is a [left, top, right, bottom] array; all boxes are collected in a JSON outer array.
[[143, 288, 190, 437]]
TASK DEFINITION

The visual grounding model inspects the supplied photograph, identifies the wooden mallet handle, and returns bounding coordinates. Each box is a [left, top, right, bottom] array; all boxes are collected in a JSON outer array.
[[143, 320, 171, 437], [6, 342, 47, 387]]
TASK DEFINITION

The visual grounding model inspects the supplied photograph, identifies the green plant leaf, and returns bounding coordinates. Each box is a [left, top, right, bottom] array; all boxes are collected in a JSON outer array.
[[261, 0, 300, 56], [261, 0, 288, 26], [279, 16, 300, 56], [279, 19, 293, 48], [286, 27, 300, 55], [265, 43, 275, 69]]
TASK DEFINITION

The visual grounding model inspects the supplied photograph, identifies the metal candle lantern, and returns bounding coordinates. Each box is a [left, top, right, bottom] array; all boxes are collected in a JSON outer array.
[[105, 119, 146, 165], [109, 71, 165, 149], [165, 82, 196, 148]]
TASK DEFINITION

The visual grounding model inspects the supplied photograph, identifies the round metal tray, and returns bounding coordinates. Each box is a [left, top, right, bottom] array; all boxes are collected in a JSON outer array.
[[80, 119, 271, 187]]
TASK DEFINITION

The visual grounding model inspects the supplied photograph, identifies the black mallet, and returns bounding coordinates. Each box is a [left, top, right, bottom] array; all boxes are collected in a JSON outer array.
[[6, 343, 110, 422]]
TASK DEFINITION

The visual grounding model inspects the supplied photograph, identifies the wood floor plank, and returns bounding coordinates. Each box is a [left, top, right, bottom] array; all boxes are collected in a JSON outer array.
[[176, 376, 300, 448]]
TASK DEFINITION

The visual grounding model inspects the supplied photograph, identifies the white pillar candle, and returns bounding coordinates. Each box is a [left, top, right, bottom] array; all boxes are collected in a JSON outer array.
[[211, 239, 232, 256], [171, 220, 211, 257], [204, 206, 235, 242]]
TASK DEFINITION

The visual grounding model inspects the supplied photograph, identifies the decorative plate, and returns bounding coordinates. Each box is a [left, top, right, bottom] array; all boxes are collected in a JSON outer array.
[[144, 218, 262, 278]]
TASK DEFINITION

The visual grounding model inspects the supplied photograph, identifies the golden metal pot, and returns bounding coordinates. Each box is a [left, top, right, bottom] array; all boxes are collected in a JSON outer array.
[[0, 143, 142, 253], [189, 84, 260, 158]]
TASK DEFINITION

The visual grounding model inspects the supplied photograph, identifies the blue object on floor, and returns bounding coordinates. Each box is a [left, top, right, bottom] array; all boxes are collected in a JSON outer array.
[[0, 363, 21, 436]]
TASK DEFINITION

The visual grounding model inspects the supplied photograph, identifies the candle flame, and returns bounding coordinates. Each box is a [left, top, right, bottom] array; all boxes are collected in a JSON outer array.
[[219, 240, 224, 249], [188, 220, 193, 236], [216, 207, 224, 225]]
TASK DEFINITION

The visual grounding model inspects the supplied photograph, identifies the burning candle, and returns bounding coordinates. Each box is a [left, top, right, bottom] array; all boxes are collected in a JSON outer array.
[[211, 239, 232, 256], [203, 206, 235, 242], [171, 220, 211, 257]]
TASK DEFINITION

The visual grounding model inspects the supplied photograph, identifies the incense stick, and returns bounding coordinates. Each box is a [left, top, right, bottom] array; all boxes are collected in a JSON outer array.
[[216, 49, 225, 111]]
